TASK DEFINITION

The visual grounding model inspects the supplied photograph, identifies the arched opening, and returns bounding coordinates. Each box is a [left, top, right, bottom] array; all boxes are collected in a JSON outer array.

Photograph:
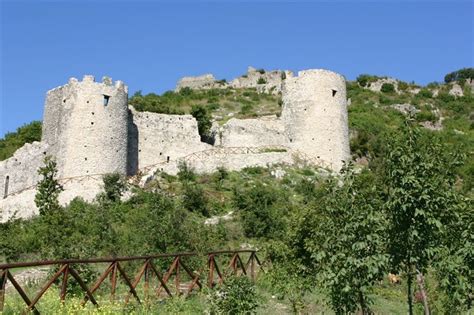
[[4, 176, 9, 199]]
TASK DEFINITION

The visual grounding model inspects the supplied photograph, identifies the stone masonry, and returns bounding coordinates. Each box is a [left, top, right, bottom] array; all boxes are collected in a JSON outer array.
[[0, 68, 350, 222]]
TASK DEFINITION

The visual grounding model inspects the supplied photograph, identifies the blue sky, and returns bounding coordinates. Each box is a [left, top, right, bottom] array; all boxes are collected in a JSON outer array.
[[1, 0, 472, 136]]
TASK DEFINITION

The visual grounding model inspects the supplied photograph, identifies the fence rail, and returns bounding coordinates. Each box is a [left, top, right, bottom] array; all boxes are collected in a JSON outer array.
[[0, 250, 262, 314]]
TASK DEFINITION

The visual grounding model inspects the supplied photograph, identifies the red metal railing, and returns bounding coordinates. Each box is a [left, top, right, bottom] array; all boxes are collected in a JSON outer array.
[[0, 250, 263, 314]]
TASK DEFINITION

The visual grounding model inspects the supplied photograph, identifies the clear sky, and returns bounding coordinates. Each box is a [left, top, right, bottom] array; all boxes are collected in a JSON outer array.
[[1, 0, 472, 136]]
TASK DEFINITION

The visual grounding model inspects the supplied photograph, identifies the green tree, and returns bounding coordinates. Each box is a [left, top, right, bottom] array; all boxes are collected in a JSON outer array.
[[233, 182, 286, 239], [35, 156, 63, 216], [297, 167, 388, 314], [444, 67, 474, 83], [435, 197, 473, 312], [383, 121, 464, 315], [98, 173, 127, 204], [190, 104, 212, 141]]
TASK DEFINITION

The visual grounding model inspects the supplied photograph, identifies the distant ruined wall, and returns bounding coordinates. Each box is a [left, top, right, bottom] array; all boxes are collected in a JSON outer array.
[[281, 69, 350, 170], [175, 74, 220, 91], [218, 116, 287, 147], [230, 66, 293, 94], [132, 108, 211, 170]]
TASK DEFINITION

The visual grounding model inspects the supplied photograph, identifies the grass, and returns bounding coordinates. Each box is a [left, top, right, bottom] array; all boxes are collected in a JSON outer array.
[[2, 273, 437, 314], [129, 87, 282, 125]]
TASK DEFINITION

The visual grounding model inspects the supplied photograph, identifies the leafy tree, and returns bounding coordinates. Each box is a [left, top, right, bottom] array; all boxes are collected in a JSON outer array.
[[257, 77, 267, 84], [35, 156, 63, 216], [233, 182, 286, 239], [98, 173, 127, 204], [444, 67, 474, 83], [190, 104, 212, 140], [382, 121, 464, 315], [434, 197, 473, 312], [297, 167, 388, 314]]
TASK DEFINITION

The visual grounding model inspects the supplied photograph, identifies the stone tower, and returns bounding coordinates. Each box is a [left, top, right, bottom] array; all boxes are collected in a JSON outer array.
[[42, 75, 129, 178], [281, 69, 350, 171]]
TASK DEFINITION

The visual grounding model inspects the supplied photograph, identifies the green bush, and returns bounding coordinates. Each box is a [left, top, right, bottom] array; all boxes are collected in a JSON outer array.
[[417, 88, 433, 98], [191, 104, 212, 140], [416, 110, 437, 122], [178, 161, 196, 182], [256, 68, 265, 74], [233, 182, 286, 238], [182, 182, 209, 217], [257, 77, 267, 85], [381, 83, 395, 93], [209, 276, 259, 314], [398, 81, 409, 91], [98, 173, 127, 204], [356, 74, 378, 87], [0, 121, 42, 161]]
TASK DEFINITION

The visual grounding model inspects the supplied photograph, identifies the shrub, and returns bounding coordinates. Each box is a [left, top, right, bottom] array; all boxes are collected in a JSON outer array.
[[417, 88, 433, 98], [98, 173, 127, 204], [240, 103, 253, 115], [256, 68, 265, 74], [209, 276, 259, 314], [257, 77, 267, 85], [280, 72, 286, 80], [190, 104, 212, 140], [356, 74, 378, 87], [437, 92, 455, 103], [177, 161, 196, 182], [398, 81, 409, 91], [179, 87, 193, 96], [415, 110, 437, 122], [233, 183, 285, 238], [381, 83, 395, 93], [35, 156, 63, 216], [0, 121, 42, 161], [182, 183, 209, 217]]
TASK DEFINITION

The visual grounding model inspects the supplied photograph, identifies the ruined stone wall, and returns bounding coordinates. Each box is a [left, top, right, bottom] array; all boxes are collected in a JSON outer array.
[[230, 66, 293, 94], [0, 142, 48, 200], [43, 76, 129, 178], [281, 69, 350, 171], [132, 108, 211, 170], [175, 74, 221, 91], [217, 116, 287, 147], [0, 142, 49, 222]]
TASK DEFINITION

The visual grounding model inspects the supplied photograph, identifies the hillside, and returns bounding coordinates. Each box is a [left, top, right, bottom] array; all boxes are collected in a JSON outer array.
[[0, 69, 472, 314]]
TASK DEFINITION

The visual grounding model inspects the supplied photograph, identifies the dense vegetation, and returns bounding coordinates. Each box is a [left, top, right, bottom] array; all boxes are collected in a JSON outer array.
[[1, 70, 473, 314], [0, 121, 42, 161], [444, 67, 474, 83]]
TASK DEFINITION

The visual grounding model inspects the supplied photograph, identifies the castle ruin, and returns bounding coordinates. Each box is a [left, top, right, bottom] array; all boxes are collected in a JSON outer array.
[[0, 68, 350, 222]]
